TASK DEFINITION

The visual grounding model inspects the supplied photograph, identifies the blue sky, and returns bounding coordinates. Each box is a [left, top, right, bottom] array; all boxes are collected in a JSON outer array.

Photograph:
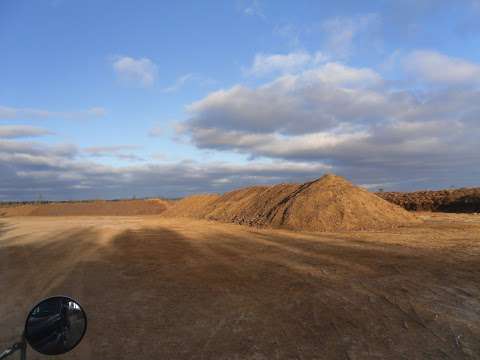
[[1, 0, 480, 200]]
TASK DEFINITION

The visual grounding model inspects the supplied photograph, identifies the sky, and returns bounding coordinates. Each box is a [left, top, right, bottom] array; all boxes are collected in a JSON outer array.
[[1, 0, 480, 201]]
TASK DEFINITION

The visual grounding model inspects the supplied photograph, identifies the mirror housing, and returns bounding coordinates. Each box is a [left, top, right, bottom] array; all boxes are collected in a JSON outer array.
[[24, 296, 87, 356]]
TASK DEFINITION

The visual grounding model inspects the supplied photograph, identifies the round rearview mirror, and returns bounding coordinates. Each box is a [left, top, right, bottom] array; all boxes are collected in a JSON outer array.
[[24, 296, 87, 355]]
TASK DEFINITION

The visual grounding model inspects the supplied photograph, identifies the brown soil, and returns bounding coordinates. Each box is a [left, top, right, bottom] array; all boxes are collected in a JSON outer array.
[[1, 214, 479, 359], [378, 188, 480, 213], [0, 199, 171, 217], [0, 175, 419, 232], [164, 174, 420, 231]]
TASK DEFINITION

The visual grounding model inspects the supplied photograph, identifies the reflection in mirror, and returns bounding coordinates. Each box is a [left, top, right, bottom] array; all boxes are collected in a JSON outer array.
[[24, 296, 87, 355]]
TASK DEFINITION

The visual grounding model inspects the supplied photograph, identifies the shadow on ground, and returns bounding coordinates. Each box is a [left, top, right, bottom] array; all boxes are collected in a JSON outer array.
[[1, 223, 479, 359]]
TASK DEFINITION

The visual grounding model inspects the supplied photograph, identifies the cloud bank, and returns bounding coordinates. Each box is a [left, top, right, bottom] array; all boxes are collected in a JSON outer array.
[[0, 138, 329, 200], [0, 125, 52, 139], [2, 50, 480, 200], [178, 50, 480, 189]]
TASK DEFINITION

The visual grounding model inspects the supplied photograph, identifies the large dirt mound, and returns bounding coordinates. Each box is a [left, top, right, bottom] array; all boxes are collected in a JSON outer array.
[[164, 174, 420, 231], [0, 199, 172, 217], [378, 188, 480, 213]]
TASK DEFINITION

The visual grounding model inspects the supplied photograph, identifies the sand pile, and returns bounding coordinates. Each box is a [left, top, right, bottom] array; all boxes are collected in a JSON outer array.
[[164, 174, 420, 231], [0, 199, 172, 217]]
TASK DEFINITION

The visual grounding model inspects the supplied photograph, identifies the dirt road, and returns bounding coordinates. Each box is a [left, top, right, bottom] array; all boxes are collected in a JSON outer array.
[[1, 214, 479, 359]]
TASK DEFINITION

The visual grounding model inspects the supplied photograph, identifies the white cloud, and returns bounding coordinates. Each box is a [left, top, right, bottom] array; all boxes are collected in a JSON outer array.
[[404, 50, 480, 86], [113, 56, 158, 87], [0, 125, 52, 139], [84, 145, 140, 154], [322, 13, 381, 58], [0, 105, 105, 120], [246, 51, 328, 76], [84, 145, 143, 162], [162, 74, 195, 93], [303, 62, 382, 86], [188, 128, 371, 160], [161, 73, 214, 93], [187, 62, 385, 135]]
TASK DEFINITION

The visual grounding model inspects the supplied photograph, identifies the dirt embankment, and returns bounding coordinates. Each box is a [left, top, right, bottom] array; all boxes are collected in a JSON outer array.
[[163, 174, 420, 231], [0, 199, 172, 217], [1, 174, 422, 231], [378, 188, 480, 213]]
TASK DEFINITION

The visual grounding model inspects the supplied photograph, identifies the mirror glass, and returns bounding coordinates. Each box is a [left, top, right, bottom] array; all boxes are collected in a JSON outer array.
[[24, 296, 87, 355]]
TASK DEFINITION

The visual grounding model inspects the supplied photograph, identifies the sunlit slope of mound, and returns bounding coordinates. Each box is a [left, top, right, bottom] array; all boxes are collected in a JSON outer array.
[[161, 194, 221, 218], [204, 183, 300, 225], [261, 174, 420, 231], [163, 174, 420, 231], [0, 199, 172, 216]]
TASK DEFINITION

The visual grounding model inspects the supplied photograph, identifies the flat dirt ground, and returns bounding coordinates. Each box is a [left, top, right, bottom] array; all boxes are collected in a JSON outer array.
[[1, 213, 479, 359]]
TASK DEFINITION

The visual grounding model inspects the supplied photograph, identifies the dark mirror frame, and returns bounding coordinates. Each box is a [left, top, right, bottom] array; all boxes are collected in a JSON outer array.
[[24, 296, 88, 356]]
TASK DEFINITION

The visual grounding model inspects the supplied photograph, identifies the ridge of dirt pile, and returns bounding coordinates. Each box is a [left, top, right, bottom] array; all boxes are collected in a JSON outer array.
[[164, 174, 420, 231], [0, 199, 172, 217], [378, 188, 480, 213]]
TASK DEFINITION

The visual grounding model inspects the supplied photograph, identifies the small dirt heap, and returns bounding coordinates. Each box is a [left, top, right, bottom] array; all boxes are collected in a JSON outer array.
[[0, 199, 171, 217], [378, 188, 480, 213], [164, 174, 420, 231]]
